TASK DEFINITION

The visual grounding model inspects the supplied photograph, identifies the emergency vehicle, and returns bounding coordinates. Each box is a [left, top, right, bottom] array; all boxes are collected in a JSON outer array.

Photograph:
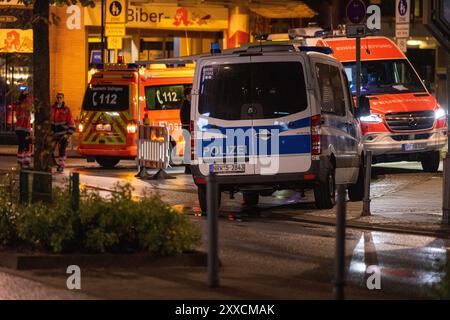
[[77, 62, 194, 168], [315, 35, 447, 172], [191, 43, 365, 212], [253, 28, 447, 172]]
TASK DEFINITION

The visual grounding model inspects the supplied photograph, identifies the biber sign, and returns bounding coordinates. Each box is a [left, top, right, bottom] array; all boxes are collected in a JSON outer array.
[[85, 4, 228, 31]]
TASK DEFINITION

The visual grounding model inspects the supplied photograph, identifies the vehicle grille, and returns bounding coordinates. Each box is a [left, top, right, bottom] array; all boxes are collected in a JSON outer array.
[[385, 111, 435, 131], [391, 133, 432, 141]]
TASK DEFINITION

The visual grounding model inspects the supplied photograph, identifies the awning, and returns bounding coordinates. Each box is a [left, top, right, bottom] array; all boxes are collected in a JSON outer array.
[[249, 2, 317, 19]]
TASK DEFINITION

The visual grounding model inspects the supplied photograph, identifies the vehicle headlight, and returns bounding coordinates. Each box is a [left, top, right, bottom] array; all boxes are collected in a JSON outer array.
[[435, 108, 446, 120], [359, 114, 382, 123]]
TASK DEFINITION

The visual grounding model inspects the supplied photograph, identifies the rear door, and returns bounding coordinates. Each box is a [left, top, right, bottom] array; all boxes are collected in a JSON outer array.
[[81, 82, 132, 146], [250, 55, 312, 175], [195, 57, 256, 177]]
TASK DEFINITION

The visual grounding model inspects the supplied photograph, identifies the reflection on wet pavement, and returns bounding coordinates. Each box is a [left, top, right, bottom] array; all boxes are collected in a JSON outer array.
[[348, 231, 448, 297]]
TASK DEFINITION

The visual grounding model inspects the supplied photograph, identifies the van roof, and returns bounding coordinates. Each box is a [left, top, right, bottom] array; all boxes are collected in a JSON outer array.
[[316, 36, 406, 62], [196, 50, 335, 65], [143, 67, 194, 78]]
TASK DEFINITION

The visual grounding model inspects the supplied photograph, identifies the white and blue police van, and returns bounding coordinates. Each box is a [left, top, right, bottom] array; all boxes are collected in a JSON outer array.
[[189, 43, 367, 213]]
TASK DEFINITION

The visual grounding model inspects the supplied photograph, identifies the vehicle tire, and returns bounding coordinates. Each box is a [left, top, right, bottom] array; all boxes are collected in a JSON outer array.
[[243, 192, 259, 206], [197, 184, 221, 215], [421, 151, 440, 173], [314, 162, 336, 209], [348, 161, 364, 201], [96, 157, 120, 168]]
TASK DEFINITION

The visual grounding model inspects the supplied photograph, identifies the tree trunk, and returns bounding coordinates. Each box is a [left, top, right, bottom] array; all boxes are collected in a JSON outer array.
[[32, 0, 53, 203]]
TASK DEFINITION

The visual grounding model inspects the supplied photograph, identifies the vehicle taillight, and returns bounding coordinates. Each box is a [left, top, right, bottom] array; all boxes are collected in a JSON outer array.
[[311, 115, 322, 155], [127, 121, 137, 134], [190, 120, 195, 161]]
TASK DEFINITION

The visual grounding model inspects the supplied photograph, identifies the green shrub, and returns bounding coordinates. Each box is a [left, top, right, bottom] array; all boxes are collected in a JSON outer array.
[[0, 174, 201, 254]]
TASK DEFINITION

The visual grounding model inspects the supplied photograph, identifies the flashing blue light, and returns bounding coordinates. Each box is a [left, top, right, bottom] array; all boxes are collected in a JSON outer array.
[[210, 42, 221, 54]]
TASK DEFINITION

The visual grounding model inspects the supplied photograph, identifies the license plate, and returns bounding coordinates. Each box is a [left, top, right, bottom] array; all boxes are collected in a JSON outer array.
[[210, 163, 246, 173], [96, 124, 111, 132], [402, 143, 426, 151]]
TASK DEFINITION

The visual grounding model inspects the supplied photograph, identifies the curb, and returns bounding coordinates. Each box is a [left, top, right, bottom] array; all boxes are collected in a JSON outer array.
[[0, 251, 208, 270], [273, 213, 450, 239]]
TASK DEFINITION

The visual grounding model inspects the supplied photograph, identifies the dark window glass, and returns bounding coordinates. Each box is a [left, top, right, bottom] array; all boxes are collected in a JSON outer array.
[[329, 65, 346, 116], [199, 63, 251, 120], [316, 63, 346, 116], [199, 62, 307, 120], [341, 70, 354, 114], [343, 59, 426, 95], [251, 62, 308, 118], [316, 63, 334, 114], [145, 84, 191, 110], [82, 85, 129, 111]]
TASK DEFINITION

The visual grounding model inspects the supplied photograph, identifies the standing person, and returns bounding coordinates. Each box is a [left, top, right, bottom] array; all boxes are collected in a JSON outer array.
[[14, 91, 32, 168], [179, 87, 192, 174], [51, 93, 75, 173]]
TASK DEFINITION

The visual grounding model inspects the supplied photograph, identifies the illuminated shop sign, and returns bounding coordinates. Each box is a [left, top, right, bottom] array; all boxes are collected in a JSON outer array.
[[85, 5, 228, 31], [0, 29, 33, 53]]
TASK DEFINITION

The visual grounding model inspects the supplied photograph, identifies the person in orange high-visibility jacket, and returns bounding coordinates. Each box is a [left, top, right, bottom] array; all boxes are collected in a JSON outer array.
[[14, 92, 33, 168], [51, 93, 75, 173]]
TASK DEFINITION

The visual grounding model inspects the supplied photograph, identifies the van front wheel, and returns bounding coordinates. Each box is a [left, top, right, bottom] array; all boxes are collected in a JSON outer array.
[[314, 163, 336, 209], [421, 151, 440, 173]]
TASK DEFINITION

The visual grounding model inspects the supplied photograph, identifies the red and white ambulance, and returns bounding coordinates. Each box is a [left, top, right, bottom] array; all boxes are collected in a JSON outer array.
[[77, 62, 194, 168], [313, 36, 447, 172]]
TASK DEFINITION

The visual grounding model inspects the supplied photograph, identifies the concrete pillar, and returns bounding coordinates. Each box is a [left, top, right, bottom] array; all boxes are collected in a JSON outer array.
[[227, 6, 249, 49]]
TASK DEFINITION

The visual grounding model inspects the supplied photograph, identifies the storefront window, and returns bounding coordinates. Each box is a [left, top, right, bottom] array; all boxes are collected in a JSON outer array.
[[0, 53, 32, 131], [139, 38, 174, 60]]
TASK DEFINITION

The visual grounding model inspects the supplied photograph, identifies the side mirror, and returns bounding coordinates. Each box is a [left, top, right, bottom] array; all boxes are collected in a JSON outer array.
[[355, 95, 370, 118]]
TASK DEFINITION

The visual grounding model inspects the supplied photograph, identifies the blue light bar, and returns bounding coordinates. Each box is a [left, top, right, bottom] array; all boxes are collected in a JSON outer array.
[[210, 42, 221, 54]]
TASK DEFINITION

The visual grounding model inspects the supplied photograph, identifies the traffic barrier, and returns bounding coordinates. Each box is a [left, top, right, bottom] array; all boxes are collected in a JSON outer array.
[[136, 125, 174, 179]]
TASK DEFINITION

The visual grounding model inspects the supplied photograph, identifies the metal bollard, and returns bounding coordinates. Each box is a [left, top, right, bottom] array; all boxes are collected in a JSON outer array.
[[71, 172, 80, 212], [207, 172, 220, 288], [362, 151, 372, 217], [19, 171, 29, 205], [334, 184, 347, 300]]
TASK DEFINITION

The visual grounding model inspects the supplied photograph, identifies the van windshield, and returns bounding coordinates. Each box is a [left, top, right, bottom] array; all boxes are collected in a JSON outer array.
[[145, 84, 191, 110], [82, 85, 129, 111], [343, 59, 426, 95], [199, 62, 308, 120]]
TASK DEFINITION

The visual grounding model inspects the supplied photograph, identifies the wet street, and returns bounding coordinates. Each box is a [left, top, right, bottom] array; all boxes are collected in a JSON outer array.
[[0, 156, 448, 299]]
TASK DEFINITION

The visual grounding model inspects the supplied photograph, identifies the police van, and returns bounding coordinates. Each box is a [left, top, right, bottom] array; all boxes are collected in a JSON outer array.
[[190, 43, 366, 212]]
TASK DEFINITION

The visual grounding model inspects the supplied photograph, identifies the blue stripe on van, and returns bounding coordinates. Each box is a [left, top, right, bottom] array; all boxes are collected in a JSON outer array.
[[198, 134, 311, 157], [198, 116, 312, 157]]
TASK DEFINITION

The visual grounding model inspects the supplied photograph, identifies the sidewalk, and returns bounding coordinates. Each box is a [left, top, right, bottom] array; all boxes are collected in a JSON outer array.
[[277, 171, 450, 237], [0, 143, 80, 158]]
